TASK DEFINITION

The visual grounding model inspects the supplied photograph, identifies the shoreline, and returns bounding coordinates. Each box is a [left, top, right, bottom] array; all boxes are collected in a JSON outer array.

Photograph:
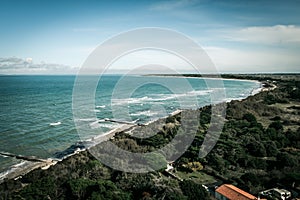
[[0, 76, 268, 183], [144, 74, 262, 84]]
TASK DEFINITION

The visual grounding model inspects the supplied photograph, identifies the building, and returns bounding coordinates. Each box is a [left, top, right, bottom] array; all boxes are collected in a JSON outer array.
[[260, 188, 292, 200], [215, 184, 257, 200], [272, 188, 291, 200]]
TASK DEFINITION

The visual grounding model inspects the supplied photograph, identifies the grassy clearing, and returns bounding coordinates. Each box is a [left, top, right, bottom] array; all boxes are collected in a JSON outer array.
[[175, 171, 216, 184]]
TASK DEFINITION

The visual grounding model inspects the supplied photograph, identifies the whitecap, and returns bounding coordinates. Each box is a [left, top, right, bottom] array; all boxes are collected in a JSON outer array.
[[186, 90, 212, 96], [89, 119, 110, 129], [98, 123, 121, 129], [132, 118, 139, 123], [89, 120, 103, 129], [111, 96, 151, 106], [96, 105, 106, 108], [76, 118, 97, 122], [150, 90, 211, 102], [50, 122, 61, 126], [131, 110, 159, 117]]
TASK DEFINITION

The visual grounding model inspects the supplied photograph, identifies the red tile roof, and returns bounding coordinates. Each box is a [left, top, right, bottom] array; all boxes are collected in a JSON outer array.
[[216, 184, 257, 200]]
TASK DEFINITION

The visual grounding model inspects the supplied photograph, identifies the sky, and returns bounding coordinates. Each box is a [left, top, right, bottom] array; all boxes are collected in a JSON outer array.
[[0, 0, 300, 74]]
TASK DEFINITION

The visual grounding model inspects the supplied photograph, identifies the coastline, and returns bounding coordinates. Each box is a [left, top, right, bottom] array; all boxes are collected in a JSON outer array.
[[0, 76, 267, 183], [0, 111, 185, 183], [4, 73, 299, 200], [144, 74, 262, 84]]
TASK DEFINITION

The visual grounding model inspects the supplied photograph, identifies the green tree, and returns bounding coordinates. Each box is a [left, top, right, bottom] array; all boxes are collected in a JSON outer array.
[[276, 152, 298, 169], [243, 113, 257, 124], [180, 180, 209, 200], [241, 172, 260, 186], [264, 141, 278, 157], [67, 179, 131, 200], [264, 94, 277, 105], [269, 121, 283, 132], [19, 176, 58, 200], [246, 140, 267, 157], [88, 180, 131, 200], [145, 152, 167, 171], [286, 129, 300, 148], [67, 178, 95, 200], [208, 154, 225, 173]]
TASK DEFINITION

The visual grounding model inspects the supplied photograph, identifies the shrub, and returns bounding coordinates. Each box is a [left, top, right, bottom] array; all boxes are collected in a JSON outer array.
[[180, 180, 209, 200]]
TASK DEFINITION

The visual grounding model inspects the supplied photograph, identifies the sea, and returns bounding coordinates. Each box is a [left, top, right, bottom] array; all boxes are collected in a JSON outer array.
[[0, 75, 261, 174]]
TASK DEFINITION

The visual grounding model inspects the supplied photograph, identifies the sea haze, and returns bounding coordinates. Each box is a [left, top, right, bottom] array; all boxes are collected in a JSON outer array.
[[0, 75, 260, 172]]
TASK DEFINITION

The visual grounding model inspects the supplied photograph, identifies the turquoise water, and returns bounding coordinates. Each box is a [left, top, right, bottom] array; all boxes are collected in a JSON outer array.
[[0, 75, 260, 172]]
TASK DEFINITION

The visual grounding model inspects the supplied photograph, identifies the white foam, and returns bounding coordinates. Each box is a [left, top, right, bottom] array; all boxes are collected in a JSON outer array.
[[96, 105, 106, 108], [111, 96, 151, 105], [0, 161, 30, 181], [12, 161, 27, 168], [89, 121, 100, 129], [89, 119, 106, 129], [251, 87, 262, 96], [225, 97, 243, 103], [76, 118, 97, 122], [150, 95, 176, 101], [0, 170, 9, 180], [50, 122, 61, 126], [170, 109, 182, 116], [89, 119, 122, 130], [187, 90, 212, 96], [111, 90, 211, 106], [130, 110, 159, 117], [152, 90, 211, 101], [98, 123, 120, 129], [132, 118, 139, 123]]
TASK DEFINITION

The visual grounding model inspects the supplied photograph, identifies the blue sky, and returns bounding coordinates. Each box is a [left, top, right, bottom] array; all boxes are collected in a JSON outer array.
[[0, 0, 300, 74]]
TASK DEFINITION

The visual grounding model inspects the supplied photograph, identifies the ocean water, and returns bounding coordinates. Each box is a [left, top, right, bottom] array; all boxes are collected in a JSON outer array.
[[0, 75, 260, 173]]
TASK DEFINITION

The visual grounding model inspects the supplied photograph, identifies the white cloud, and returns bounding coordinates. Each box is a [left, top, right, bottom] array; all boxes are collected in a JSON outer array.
[[227, 25, 300, 45], [204, 46, 300, 72], [192, 24, 300, 72], [0, 57, 78, 74], [25, 57, 33, 64]]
